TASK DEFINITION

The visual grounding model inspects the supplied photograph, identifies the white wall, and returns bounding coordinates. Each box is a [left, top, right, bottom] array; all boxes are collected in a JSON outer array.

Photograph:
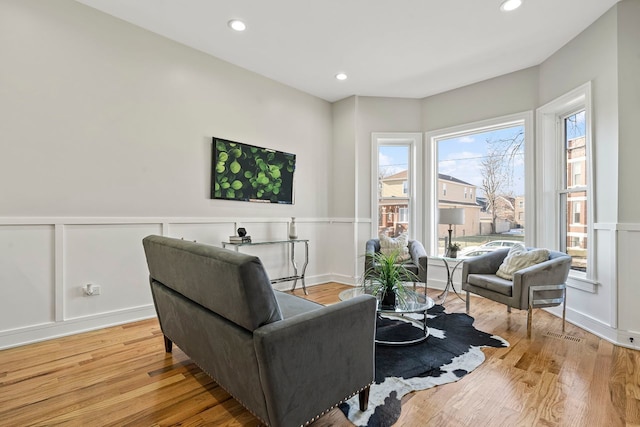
[[616, 0, 640, 224], [422, 66, 539, 132], [0, 0, 332, 219], [538, 5, 621, 341], [0, 0, 338, 349], [613, 0, 640, 340]]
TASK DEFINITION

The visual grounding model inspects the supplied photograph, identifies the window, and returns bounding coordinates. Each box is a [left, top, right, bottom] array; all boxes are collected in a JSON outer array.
[[427, 112, 532, 256], [561, 110, 588, 272], [573, 201, 581, 224], [372, 133, 422, 239], [572, 163, 582, 186], [536, 82, 594, 288], [398, 207, 409, 223]]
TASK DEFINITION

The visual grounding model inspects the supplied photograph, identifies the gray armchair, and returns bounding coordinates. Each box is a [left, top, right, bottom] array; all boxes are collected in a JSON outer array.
[[461, 248, 571, 338], [364, 238, 428, 291]]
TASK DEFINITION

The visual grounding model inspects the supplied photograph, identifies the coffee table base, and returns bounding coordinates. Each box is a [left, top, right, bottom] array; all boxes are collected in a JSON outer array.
[[375, 313, 429, 346]]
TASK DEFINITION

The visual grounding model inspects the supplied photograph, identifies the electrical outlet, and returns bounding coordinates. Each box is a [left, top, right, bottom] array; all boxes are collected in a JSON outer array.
[[84, 284, 101, 296]]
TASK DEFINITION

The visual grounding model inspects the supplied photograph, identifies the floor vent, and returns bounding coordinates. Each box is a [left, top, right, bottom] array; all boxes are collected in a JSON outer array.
[[544, 331, 583, 343]]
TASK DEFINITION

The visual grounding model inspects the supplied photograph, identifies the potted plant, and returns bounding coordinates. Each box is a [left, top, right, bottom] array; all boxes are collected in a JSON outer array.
[[446, 242, 461, 258], [363, 250, 419, 308]]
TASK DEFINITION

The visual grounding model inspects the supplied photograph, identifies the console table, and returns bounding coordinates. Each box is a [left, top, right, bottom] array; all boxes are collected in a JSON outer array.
[[222, 239, 309, 295]]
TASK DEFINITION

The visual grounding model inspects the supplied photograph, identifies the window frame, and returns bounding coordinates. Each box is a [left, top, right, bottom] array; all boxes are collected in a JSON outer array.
[[425, 112, 533, 256], [536, 82, 596, 291], [371, 133, 423, 240]]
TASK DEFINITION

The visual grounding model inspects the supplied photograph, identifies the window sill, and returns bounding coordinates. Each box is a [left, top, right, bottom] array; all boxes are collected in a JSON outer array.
[[567, 273, 598, 293]]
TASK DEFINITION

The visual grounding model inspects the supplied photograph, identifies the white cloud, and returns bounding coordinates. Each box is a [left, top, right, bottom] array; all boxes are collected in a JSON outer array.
[[438, 151, 484, 187], [378, 152, 406, 176], [459, 136, 475, 143]]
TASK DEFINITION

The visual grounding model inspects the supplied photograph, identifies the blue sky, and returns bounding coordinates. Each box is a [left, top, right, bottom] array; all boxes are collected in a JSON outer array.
[[378, 125, 526, 197], [438, 125, 525, 196], [379, 112, 585, 198]]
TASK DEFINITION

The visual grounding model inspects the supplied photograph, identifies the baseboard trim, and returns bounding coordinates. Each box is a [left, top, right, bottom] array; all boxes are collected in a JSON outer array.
[[0, 305, 157, 350]]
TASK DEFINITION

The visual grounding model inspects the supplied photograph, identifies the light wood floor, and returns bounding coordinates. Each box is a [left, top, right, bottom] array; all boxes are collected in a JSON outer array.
[[1, 283, 639, 426]]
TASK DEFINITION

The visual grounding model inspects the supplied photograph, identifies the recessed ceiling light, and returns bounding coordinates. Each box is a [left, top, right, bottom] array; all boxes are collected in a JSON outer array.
[[335, 73, 348, 81], [499, 0, 522, 12], [228, 19, 246, 32]]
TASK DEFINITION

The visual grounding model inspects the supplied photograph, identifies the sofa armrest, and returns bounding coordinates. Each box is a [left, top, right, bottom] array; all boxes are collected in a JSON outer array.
[[513, 255, 571, 308], [461, 248, 510, 281], [364, 239, 379, 277], [408, 240, 428, 283], [253, 294, 377, 427]]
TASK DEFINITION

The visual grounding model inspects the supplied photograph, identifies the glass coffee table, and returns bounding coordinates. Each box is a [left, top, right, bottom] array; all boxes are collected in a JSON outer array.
[[339, 287, 435, 346]]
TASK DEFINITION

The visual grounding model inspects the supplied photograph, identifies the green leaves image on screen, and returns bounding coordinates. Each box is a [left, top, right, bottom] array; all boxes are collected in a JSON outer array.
[[213, 139, 295, 203]]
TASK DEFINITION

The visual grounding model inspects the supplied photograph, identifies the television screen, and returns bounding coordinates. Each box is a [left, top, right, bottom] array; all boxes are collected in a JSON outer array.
[[211, 137, 296, 204]]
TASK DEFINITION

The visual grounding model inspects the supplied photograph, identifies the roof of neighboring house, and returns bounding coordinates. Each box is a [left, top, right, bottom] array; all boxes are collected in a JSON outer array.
[[381, 170, 476, 187], [438, 173, 475, 186], [439, 200, 482, 207], [382, 170, 408, 181]]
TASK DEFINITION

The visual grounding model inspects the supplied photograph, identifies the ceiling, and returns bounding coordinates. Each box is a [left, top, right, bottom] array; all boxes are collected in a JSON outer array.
[[76, 0, 619, 103]]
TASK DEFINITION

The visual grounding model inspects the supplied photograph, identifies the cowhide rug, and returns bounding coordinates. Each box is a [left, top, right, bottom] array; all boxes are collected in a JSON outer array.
[[339, 305, 509, 426]]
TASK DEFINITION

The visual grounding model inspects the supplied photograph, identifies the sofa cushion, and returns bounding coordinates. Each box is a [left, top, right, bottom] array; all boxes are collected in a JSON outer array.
[[467, 273, 513, 296], [496, 247, 549, 280], [143, 235, 282, 331], [274, 291, 323, 319], [379, 232, 410, 261]]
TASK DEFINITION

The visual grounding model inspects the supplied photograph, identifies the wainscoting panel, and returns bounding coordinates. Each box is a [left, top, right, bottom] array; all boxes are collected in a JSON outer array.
[[329, 221, 358, 284], [617, 228, 640, 338], [2, 218, 639, 350], [167, 222, 234, 247], [63, 223, 161, 320], [0, 225, 55, 333]]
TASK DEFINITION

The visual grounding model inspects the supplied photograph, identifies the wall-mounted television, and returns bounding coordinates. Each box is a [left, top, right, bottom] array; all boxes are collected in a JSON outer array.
[[211, 137, 296, 204]]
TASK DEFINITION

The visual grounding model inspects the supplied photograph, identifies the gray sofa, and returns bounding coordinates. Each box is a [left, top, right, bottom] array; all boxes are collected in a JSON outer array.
[[142, 235, 377, 427]]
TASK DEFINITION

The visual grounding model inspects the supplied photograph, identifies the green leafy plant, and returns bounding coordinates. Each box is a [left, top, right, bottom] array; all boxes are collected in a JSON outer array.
[[363, 250, 419, 306]]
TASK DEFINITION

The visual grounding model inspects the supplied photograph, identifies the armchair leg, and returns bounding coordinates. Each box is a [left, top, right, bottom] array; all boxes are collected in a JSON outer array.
[[465, 291, 470, 313], [164, 335, 173, 353], [507, 306, 511, 313], [359, 386, 370, 411], [527, 306, 532, 339], [562, 288, 567, 333]]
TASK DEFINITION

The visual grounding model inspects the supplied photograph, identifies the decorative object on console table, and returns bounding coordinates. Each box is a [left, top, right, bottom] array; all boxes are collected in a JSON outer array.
[[237, 227, 247, 237], [446, 242, 461, 258], [439, 208, 465, 256], [288, 217, 298, 239], [229, 235, 252, 243]]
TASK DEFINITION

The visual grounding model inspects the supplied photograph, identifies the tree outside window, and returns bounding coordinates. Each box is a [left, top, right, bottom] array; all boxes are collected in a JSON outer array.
[[436, 123, 526, 255]]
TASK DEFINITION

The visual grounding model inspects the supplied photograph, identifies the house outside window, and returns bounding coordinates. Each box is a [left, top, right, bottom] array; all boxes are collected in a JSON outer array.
[[373, 133, 422, 239], [562, 110, 588, 272]]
